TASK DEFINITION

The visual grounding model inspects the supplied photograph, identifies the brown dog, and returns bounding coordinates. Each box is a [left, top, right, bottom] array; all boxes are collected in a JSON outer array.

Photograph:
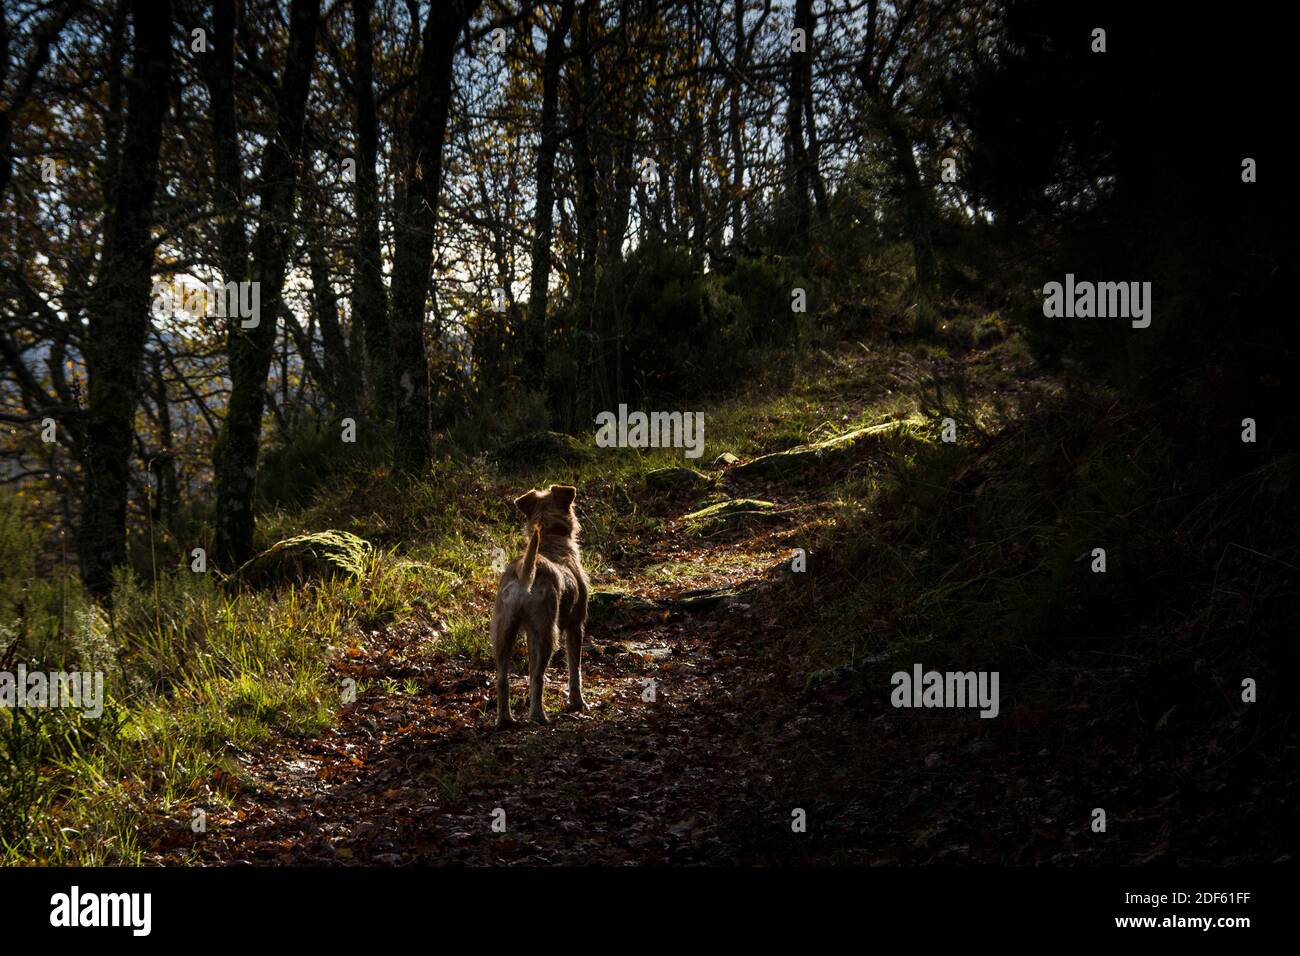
[[490, 484, 590, 727]]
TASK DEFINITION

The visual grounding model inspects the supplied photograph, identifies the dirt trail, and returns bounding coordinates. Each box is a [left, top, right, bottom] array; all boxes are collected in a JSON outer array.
[[152, 495, 809, 866]]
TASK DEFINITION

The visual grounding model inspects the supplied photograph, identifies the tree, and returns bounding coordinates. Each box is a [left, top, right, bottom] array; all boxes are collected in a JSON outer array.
[[524, 0, 575, 376], [78, 0, 172, 598], [351, 0, 391, 415], [856, 0, 969, 298], [212, 0, 322, 568], [389, 0, 480, 473]]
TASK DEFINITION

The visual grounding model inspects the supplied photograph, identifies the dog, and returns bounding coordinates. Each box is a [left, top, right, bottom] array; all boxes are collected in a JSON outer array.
[[490, 484, 590, 727]]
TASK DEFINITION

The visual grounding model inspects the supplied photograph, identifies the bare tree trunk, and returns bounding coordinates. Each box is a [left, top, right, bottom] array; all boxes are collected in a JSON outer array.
[[389, 0, 479, 473], [351, 0, 391, 416], [727, 0, 745, 245], [147, 351, 178, 531], [204, 0, 249, 284], [309, 223, 359, 416], [787, 0, 811, 240], [525, 0, 576, 375], [569, 0, 599, 425], [797, 0, 828, 225], [686, 1, 705, 269], [600, 1, 641, 411], [0, 1, 9, 199], [281, 305, 331, 407], [97, 1, 129, 200], [885, 117, 937, 295], [212, 0, 321, 568], [78, 0, 171, 599]]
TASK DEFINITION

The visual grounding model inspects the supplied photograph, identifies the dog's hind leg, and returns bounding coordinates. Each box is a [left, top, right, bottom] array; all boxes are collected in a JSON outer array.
[[564, 620, 588, 712], [491, 607, 520, 729], [565, 586, 590, 712], [526, 616, 559, 725]]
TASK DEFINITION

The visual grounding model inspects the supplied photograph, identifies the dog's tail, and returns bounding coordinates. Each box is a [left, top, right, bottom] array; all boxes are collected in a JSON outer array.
[[520, 525, 541, 592]]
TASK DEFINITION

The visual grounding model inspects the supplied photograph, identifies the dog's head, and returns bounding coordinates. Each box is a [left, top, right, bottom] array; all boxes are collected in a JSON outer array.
[[514, 484, 579, 539]]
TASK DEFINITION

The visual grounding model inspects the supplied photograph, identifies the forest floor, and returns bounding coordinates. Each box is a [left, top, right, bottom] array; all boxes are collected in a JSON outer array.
[[143, 338, 1295, 866], [152, 497, 800, 865]]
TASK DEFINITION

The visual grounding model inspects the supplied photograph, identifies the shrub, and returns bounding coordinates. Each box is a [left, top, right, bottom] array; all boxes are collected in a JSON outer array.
[[256, 420, 389, 511], [0, 491, 94, 673]]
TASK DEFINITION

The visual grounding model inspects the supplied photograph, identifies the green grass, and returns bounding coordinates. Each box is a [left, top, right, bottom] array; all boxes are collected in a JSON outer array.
[[441, 610, 491, 664], [644, 553, 756, 584], [0, 563, 367, 863]]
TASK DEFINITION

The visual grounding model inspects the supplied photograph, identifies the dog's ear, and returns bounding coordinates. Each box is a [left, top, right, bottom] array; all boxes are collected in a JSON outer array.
[[514, 490, 542, 517], [549, 484, 576, 508]]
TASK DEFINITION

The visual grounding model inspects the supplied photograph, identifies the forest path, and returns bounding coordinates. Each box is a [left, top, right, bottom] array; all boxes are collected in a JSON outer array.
[[141, 350, 1271, 866], [153, 486, 820, 865]]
